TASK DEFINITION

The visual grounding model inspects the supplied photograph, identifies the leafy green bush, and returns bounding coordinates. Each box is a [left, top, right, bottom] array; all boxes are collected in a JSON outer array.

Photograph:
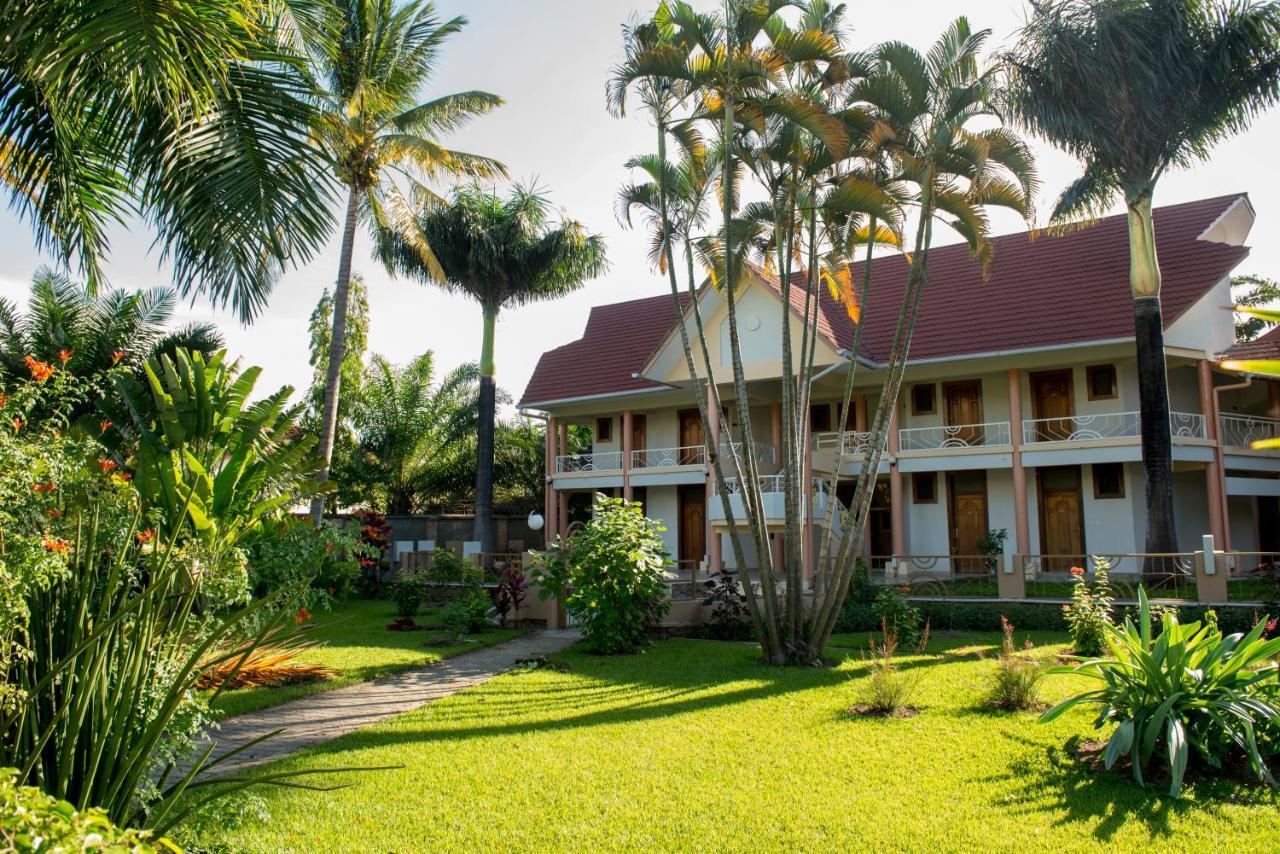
[[986, 616, 1045, 711], [424, 549, 482, 603], [1043, 589, 1280, 796], [391, 572, 428, 618], [834, 562, 878, 634], [699, 569, 753, 641], [1063, 557, 1115, 656], [874, 586, 923, 649], [248, 518, 368, 610], [0, 769, 172, 852], [534, 494, 671, 654], [441, 592, 493, 635]]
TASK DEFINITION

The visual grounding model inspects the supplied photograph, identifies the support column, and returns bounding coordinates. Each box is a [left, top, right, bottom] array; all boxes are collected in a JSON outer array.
[[1199, 360, 1227, 547], [1270, 381, 1280, 421], [544, 416, 557, 542], [557, 420, 569, 539], [802, 418, 815, 589], [888, 405, 905, 561], [770, 402, 782, 464], [706, 388, 722, 571], [854, 393, 868, 433], [1008, 369, 1031, 558], [622, 409, 633, 502]]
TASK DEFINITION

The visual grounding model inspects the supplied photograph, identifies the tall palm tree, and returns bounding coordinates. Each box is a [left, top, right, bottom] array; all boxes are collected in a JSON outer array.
[[303, 0, 506, 524], [378, 184, 607, 552], [1005, 0, 1280, 557], [0, 0, 335, 314]]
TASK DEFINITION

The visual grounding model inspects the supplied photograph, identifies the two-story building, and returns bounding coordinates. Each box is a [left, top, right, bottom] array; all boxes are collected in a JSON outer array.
[[519, 194, 1280, 588]]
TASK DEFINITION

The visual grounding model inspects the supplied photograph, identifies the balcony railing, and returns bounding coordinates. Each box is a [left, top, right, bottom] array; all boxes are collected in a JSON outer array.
[[720, 440, 777, 466], [714, 475, 827, 496], [1219, 414, 1280, 449], [813, 430, 879, 456], [899, 421, 1011, 451], [555, 451, 623, 473], [631, 445, 705, 468], [1022, 411, 1205, 444]]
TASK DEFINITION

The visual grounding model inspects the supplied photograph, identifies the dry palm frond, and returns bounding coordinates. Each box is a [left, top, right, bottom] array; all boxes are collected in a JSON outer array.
[[196, 641, 335, 690]]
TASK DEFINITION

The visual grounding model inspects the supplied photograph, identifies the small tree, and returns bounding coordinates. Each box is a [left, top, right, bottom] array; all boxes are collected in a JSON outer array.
[[533, 494, 671, 654]]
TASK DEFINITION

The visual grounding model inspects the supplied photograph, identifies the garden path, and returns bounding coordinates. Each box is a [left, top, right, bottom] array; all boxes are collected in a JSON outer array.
[[193, 629, 580, 780]]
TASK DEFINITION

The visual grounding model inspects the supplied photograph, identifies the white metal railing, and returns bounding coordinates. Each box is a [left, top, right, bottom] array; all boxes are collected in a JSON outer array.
[[898, 421, 1011, 451], [630, 445, 705, 468], [1022, 411, 1205, 444], [555, 451, 623, 473], [812, 430, 881, 456], [1219, 414, 1280, 449], [715, 475, 827, 496], [721, 440, 777, 466]]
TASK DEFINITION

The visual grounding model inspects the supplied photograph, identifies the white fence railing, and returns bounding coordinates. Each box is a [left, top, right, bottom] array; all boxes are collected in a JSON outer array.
[[630, 445, 705, 468], [714, 475, 827, 496], [899, 421, 1011, 451], [555, 451, 623, 473], [1022, 411, 1205, 443], [1219, 414, 1280, 448], [813, 430, 880, 456]]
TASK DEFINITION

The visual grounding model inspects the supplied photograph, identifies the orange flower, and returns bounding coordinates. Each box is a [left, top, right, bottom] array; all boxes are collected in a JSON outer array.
[[23, 355, 54, 383], [11, 416, 23, 432], [42, 535, 69, 553], [1069, 566, 1085, 578], [0, 391, 8, 407], [44, 508, 62, 519], [99, 419, 112, 432], [58, 348, 73, 363], [111, 471, 132, 485], [98, 459, 118, 473], [110, 350, 125, 364], [899, 585, 911, 594], [295, 606, 312, 625], [32, 482, 55, 493], [135, 528, 158, 544]]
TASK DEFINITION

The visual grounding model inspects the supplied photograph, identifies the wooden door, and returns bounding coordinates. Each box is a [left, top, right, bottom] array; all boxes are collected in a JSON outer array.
[[869, 478, 893, 567], [1030, 370, 1074, 441], [678, 485, 707, 569], [678, 409, 703, 464], [943, 380, 984, 445], [630, 414, 647, 465], [1038, 467, 1084, 571], [948, 471, 988, 573]]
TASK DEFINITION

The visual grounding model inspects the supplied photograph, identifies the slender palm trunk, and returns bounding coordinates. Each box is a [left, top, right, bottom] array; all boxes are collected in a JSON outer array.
[[310, 186, 360, 526], [1127, 193, 1178, 564], [474, 305, 498, 553]]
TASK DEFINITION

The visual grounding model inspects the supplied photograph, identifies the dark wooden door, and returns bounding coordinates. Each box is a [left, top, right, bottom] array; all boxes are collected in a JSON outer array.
[[1039, 467, 1084, 571], [869, 478, 893, 567], [1030, 370, 1074, 441], [943, 380, 984, 445], [948, 471, 988, 573], [678, 409, 703, 464], [631, 414, 647, 458], [678, 485, 706, 568]]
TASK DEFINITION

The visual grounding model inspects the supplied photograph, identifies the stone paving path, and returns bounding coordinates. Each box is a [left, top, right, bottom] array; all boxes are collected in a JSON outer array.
[[194, 629, 579, 780]]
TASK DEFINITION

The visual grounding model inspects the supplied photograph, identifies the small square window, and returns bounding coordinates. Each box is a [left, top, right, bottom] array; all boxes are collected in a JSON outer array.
[[912, 472, 937, 504], [1092, 463, 1125, 499], [911, 383, 936, 416], [1087, 364, 1117, 400], [596, 417, 612, 442], [809, 403, 832, 433]]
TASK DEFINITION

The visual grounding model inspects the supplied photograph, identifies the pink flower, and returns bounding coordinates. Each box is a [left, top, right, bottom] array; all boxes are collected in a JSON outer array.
[[1070, 566, 1085, 578]]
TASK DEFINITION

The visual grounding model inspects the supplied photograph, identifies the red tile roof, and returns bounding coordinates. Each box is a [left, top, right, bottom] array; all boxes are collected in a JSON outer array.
[[521, 195, 1249, 406], [1225, 324, 1280, 360], [519, 292, 691, 406]]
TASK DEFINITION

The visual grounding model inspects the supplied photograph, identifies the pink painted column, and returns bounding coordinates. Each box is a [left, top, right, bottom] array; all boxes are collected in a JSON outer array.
[[557, 420, 569, 538], [545, 416, 557, 540], [888, 405, 905, 558], [770, 402, 782, 464], [706, 389, 722, 571], [802, 415, 815, 588], [1008, 369, 1031, 557], [1200, 360, 1227, 548], [854, 394, 868, 433], [622, 409, 633, 502]]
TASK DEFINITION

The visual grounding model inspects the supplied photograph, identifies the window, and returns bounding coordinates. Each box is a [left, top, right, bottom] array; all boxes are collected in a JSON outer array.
[[1086, 364, 1117, 400], [1092, 463, 1125, 499], [809, 403, 832, 432], [595, 417, 612, 442], [912, 472, 937, 504], [911, 383, 936, 415]]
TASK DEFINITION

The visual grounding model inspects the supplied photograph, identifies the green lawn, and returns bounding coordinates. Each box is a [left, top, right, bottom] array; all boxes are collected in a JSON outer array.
[[188, 631, 1280, 851], [209, 598, 524, 718]]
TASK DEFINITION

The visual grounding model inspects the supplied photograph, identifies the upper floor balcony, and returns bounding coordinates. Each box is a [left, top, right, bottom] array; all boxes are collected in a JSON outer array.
[[1219, 414, 1280, 450], [555, 441, 775, 476], [1021, 411, 1206, 444]]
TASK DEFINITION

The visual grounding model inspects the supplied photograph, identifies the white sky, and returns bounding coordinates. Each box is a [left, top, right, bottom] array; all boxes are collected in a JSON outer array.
[[2, 0, 1278, 407]]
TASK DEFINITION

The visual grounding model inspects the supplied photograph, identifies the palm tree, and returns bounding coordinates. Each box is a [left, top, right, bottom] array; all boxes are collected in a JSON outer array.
[[303, 0, 506, 524], [1006, 0, 1280, 557], [0, 0, 335, 314], [378, 184, 607, 552], [0, 268, 223, 389]]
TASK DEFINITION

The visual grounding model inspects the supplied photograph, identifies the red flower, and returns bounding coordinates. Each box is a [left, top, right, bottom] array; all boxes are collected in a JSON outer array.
[[899, 585, 910, 594], [32, 482, 55, 493], [58, 348, 73, 363], [295, 606, 312, 625], [99, 419, 112, 432], [1070, 566, 1085, 578], [98, 459, 118, 473], [23, 355, 54, 383], [135, 528, 158, 544], [42, 535, 69, 553], [44, 508, 62, 519], [110, 350, 125, 364], [11, 416, 23, 432]]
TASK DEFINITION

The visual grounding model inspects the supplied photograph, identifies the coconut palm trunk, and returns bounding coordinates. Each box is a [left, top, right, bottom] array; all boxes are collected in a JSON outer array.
[[1127, 191, 1178, 561], [310, 187, 360, 525], [474, 305, 499, 552]]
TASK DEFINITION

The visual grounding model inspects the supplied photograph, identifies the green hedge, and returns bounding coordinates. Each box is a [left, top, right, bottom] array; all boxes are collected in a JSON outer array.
[[0, 770, 174, 851]]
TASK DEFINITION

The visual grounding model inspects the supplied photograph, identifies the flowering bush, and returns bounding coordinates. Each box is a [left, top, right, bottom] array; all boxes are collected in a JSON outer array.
[[986, 615, 1045, 711], [247, 517, 370, 611], [1063, 557, 1115, 656], [0, 769, 171, 852], [351, 508, 391, 575]]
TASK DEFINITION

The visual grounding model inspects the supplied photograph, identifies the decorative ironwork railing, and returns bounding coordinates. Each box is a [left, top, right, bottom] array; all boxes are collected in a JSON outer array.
[[1219, 414, 1280, 448], [898, 421, 1011, 451], [721, 440, 778, 466], [555, 451, 623, 473], [631, 445, 706, 468], [812, 430, 880, 456], [714, 475, 827, 496], [1022, 411, 1204, 443]]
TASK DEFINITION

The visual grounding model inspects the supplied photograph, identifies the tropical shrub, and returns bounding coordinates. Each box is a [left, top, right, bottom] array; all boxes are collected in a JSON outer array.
[[0, 770, 172, 852], [424, 549, 483, 603], [534, 494, 670, 654], [834, 562, 879, 634], [494, 567, 529, 625], [247, 518, 368, 610], [700, 569, 753, 641], [351, 508, 391, 578], [391, 572, 429, 618], [1043, 589, 1280, 796], [874, 586, 923, 650], [854, 621, 931, 717], [986, 616, 1045, 711], [441, 592, 493, 635], [1063, 557, 1115, 656]]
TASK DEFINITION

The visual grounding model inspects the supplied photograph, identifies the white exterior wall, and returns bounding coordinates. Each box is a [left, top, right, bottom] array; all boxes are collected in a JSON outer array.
[[645, 485, 680, 560], [1081, 463, 1140, 554], [1173, 470, 1213, 552], [1228, 496, 1260, 551]]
